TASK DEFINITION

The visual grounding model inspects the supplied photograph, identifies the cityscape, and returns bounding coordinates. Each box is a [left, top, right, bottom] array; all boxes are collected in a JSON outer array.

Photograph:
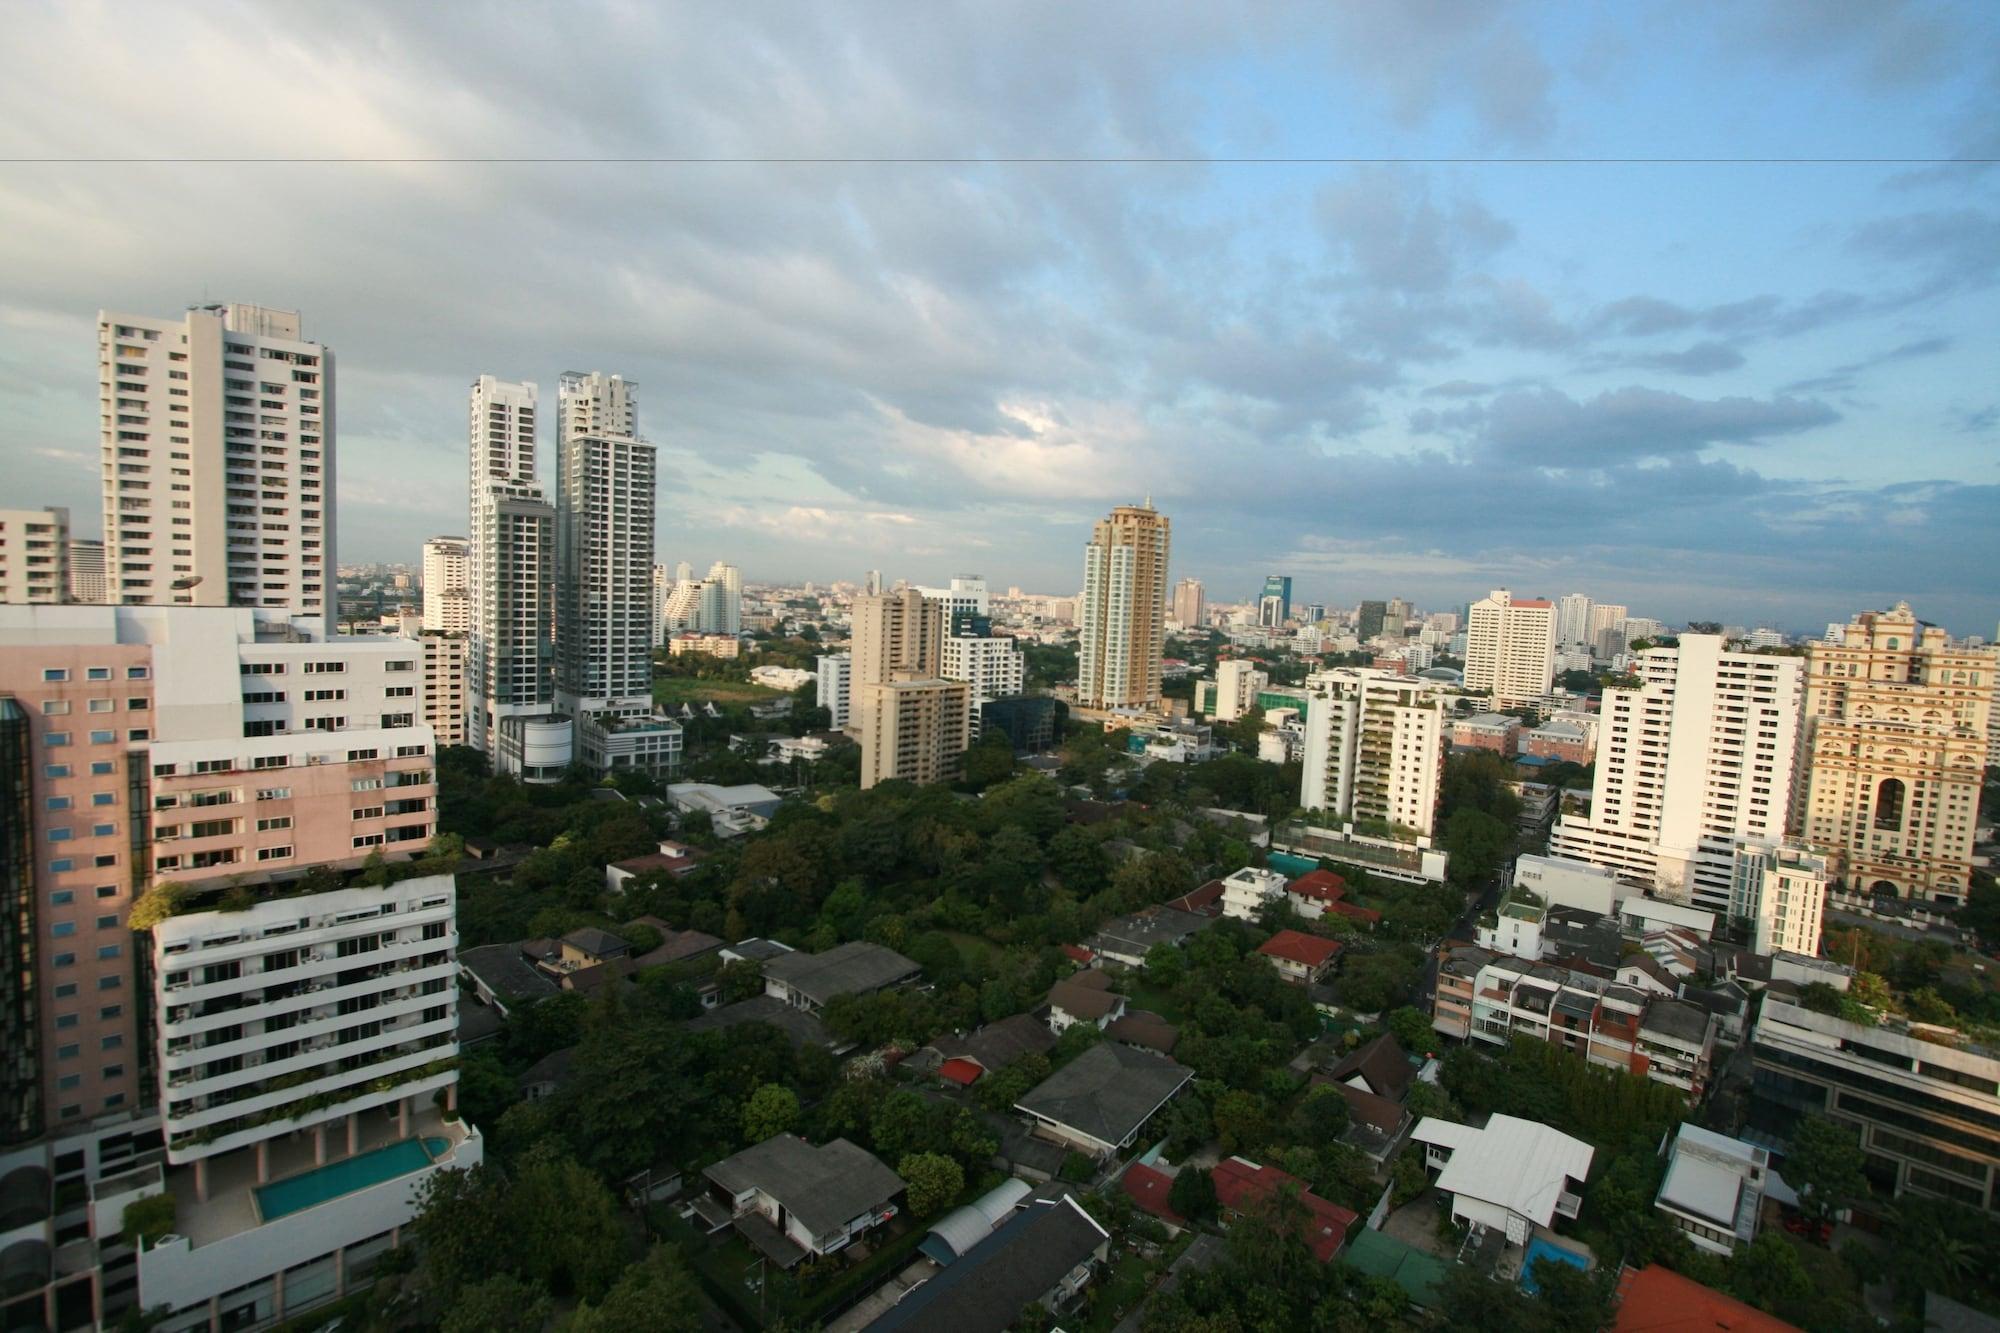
[[1, 7, 1998, 1333]]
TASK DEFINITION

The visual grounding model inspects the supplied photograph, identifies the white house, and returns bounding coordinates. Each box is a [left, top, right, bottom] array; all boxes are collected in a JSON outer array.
[[1653, 1124, 1772, 1255], [1220, 866, 1289, 921], [1411, 1114, 1594, 1247]]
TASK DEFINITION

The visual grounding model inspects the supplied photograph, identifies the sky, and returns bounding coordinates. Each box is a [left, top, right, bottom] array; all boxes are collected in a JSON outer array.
[[0, 2, 1995, 637]]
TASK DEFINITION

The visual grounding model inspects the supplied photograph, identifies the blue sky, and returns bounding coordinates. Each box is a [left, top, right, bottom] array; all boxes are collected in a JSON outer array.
[[0, 1, 1993, 634]]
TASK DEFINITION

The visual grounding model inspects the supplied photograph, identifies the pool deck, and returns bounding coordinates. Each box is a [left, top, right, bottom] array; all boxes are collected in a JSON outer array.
[[167, 1104, 469, 1248]]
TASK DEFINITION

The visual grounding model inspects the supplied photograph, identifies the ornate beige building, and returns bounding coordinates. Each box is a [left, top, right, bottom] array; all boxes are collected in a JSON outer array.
[[1801, 603, 1990, 903], [1077, 502, 1171, 712]]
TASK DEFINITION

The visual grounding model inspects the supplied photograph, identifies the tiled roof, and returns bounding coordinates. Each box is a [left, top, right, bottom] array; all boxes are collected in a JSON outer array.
[[1258, 930, 1341, 967]]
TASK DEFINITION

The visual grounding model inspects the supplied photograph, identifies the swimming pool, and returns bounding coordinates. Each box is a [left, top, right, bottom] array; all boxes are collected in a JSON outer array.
[[1266, 852, 1321, 878], [1519, 1236, 1587, 1294], [255, 1135, 449, 1221]]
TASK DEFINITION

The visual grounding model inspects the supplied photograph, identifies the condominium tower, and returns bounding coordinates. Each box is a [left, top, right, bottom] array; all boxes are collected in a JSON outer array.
[[848, 589, 968, 787], [1257, 574, 1292, 628], [1172, 577, 1205, 630], [0, 507, 71, 604], [420, 535, 470, 633], [1549, 635, 1804, 913], [97, 304, 334, 634], [1799, 603, 1991, 902], [1299, 668, 1446, 837], [465, 376, 565, 779], [1077, 502, 1170, 712], [1556, 593, 1592, 650], [1465, 589, 1557, 708], [67, 539, 106, 605]]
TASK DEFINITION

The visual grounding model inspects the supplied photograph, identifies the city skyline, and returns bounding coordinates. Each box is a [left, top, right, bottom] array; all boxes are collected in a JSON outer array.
[[1, 5, 1996, 635]]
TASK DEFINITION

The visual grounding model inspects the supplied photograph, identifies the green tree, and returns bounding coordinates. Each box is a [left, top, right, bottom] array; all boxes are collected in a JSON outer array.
[[1212, 1089, 1270, 1155], [509, 1146, 627, 1299], [1786, 1117, 1867, 1224], [1169, 1166, 1218, 1222], [120, 1193, 176, 1250], [898, 1151, 965, 1218], [1385, 1006, 1436, 1054], [442, 1274, 553, 1333], [1441, 807, 1513, 887], [1289, 1084, 1351, 1142], [563, 1246, 704, 1333], [742, 1083, 801, 1144], [412, 1162, 517, 1305], [1145, 942, 1186, 989]]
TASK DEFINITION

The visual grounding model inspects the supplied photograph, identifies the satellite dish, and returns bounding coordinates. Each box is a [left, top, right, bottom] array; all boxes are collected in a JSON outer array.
[[171, 575, 204, 591]]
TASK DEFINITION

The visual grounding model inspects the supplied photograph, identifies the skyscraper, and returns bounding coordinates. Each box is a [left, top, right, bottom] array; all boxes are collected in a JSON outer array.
[[67, 537, 106, 605], [1465, 589, 1557, 708], [850, 588, 944, 713], [1556, 593, 1593, 649], [702, 560, 743, 634], [865, 569, 883, 596], [554, 387, 682, 777], [1357, 600, 1387, 641], [420, 535, 470, 633], [1258, 574, 1293, 628], [1077, 502, 1171, 712], [849, 588, 967, 786], [1549, 636, 1804, 912], [1586, 603, 1628, 656], [1799, 603, 1990, 902], [98, 303, 334, 632], [1299, 668, 1446, 837], [465, 377, 566, 779]]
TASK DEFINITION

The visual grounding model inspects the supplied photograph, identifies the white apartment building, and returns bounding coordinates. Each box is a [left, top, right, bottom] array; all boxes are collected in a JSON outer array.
[[68, 538, 107, 605], [1729, 840, 1830, 957], [465, 376, 567, 781], [98, 304, 334, 634], [1220, 866, 1289, 921], [1210, 659, 1269, 722], [0, 506, 71, 604], [419, 536, 469, 634], [940, 635, 1025, 737], [1549, 635, 1804, 914], [1556, 593, 1592, 649], [917, 574, 990, 629], [1586, 603, 1628, 651], [651, 564, 673, 645], [1077, 503, 1170, 713], [660, 577, 701, 634], [817, 654, 852, 729], [1299, 668, 1446, 838], [556, 369, 637, 443], [413, 631, 468, 747], [697, 573, 740, 636], [1465, 589, 1556, 709]]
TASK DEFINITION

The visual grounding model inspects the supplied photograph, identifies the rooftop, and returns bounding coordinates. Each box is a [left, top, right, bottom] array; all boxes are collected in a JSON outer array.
[[763, 940, 922, 1006], [458, 943, 560, 1004], [1049, 975, 1124, 1021], [931, 1013, 1057, 1072], [866, 1196, 1108, 1332], [1257, 930, 1341, 968], [1015, 1043, 1193, 1150], [1326, 1033, 1414, 1101], [704, 1135, 903, 1240], [684, 995, 835, 1049], [1612, 1264, 1799, 1332], [1412, 1114, 1594, 1228], [1210, 1157, 1358, 1262], [1105, 1011, 1180, 1054]]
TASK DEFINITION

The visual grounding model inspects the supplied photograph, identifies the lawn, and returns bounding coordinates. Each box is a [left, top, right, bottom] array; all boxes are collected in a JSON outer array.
[[653, 676, 787, 707]]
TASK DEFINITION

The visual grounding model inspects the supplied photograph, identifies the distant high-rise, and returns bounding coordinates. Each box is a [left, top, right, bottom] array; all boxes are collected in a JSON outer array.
[[0, 507, 70, 603], [98, 303, 334, 632], [851, 588, 943, 712], [1800, 604, 1990, 902], [865, 569, 883, 596], [1172, 577, 1205, 629], [1586, 603, 1628, 655], [1301, 602, 1327, 625], [1357, 600, 1387, 641], [702, 560, 743, 634], [466, 376, 565, 779], [66, 536, 105, 605], [1077, 502, 1171, 712], [420, 535, 470, 633], [1465, 589, 1557, 708], [676, 559, 694, 584], [850, 589, 965, 786], [1556, 593, 1593, 649], [1257, 574, 1293, 628], [1550, 636, 1804, 912], [817, 653, 853, 729]]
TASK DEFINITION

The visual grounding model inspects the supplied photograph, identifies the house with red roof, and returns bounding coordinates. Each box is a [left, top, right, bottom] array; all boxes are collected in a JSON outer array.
[[1612, 1264, 1799, 1332], [1118, 1161, 1185, 1226], [1286, 870, 1382, 928], [1257, 929, 1342, 985], [1211, 1156, 1357, 1261]]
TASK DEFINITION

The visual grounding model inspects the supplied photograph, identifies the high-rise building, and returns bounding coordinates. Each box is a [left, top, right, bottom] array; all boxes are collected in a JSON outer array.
[[420, 535, 470, 633], [1257, 574, 1293, 628], [1549, 636, 1804, 912], [465, 377, 566, 781], [1586, 603, 1628, 655], [1465, 589, 1557, 709], [1301, 602, 1327, 625], [67, 538, 106, 605], [817, 653, 852, 729], [1799, 603, 1990, 902], [98, 304, 334, 633], [1556, 593, 1593, 649], [0, 507, 70, 603], [555, 369, 637, 443], [917, 574, 989, 627], [1210, 659, 1269, 722], [864, 569, 882, 596], [660, 577, 701, 634], [700, 561, 743, 635], [414, 628, 469, 746], [554, 409, 681, 778], [1357, 600, 1387, 641], [940, 634, 1026, 737], [651, 563, 674, 646], [1077, 502, 1170, 713], [1299, 668, 1446, 837], [850, 589, 944, 707], [676, 559, 694, 585], [1172, 577, 1205, 629], [858, 677, 971, 789], [1730, 840, 1831, 956]]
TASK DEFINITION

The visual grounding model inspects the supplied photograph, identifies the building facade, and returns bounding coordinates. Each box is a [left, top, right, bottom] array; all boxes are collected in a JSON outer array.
[[939, 634, 1025, 738], [816, 654, 852, 729], [1799, 604, 1990, 903], [66, 539, 107, 606], [98, 304, 334, 634], [1549, 636, 1803, 914], [418, 537, 469, 634], [1299, 668, 1446, 838], [1077, 503, 1170, 713], [857, 676, 971, 790], [1464, 589, 1556, 709], [1728, 840, 1829, 957], [1171, 577, 1204, 629], [0, 507, 71, 604], [1257, 575, 1292, 628], [849, 589, 943, 735]]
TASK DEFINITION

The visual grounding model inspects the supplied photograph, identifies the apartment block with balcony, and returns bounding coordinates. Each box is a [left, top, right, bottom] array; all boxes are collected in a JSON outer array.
[[0, 506, 72, 604]]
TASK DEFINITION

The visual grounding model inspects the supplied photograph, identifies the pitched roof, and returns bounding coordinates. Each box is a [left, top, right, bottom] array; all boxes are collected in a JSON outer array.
[[762, 940, 921, 1006], [684, 995, 834, 1049], [457, 943, 560, 1004], [931, 1012, 1058, 1071], [631, 928, 724, 969], [865, 1197, 1109, 1332], [1049, 976, 1123, 1021], [1162, 880, 1225, 915], [1323, 1078, 1408, 1136], [938, 1058, 984, 1087], [1060, 944, 1095, 965], [1257, 930, 1341, 968], [1612, 1264, 1800, 1332], [1210, 1157, 1357, 1262], [1015, 1043, 1193, 1151], [705, 1135, 903, 1240], [1105, 1011, 1180, 1054], [608, 849, 704, 875], [1287, 869, 1349, 902], [561, 927, 630, 959], [1118, 1162, 1184, 1225], [1412, 1115, 1594, 1228], [1327, 1033, 1413, 1101]]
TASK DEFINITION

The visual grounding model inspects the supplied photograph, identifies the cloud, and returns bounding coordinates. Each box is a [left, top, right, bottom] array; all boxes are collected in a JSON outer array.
[[1779, 335, 1952, 394], [1425, 386, 1839, 467], [1618, 341, 1746, 376]]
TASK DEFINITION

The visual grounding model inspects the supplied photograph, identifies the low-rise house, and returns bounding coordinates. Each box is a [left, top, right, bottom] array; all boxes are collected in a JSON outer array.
[[1015, 1043, 1194, 1160], [1220, 866, 1289, 921], [917, 1178, 1034, 1265], [1432, 946, 1485, 1040], [1087, 905, 1217, 968], [698, 1134, 904, 1263], [1118, 1162, 1184, 1226], [1637, 999, 1717, 1096], [519, 1046, 578, 1101], [1654, 1125, 1770, 1256], [603, 839, 708, 892], [1618, 896, 1716, 942], [1411, 1114, 1594, 1247], [1523, 717, 1593, 764], [558, 927, 629, 970], [1211, 1156, 1358, 1261], [684, 994, 839, 1051], [917, 1014, 1057, 1080], [458, 941, 561, 1014], [1612, 1265, 1799, 1333], [665, 781, 782, 836], [1257, 929, 1342, 985], [630, 925, 724, 970], [763, 940, 922, 1013], [1311, 1033, 1418, 1159], [1105, 1011, 1180, 1055], [868, 1196, 1111, 1332], [1285, 869, 1383, 928], [1451, 712, 1523, 757], [1048, 971, 1125, 1033]]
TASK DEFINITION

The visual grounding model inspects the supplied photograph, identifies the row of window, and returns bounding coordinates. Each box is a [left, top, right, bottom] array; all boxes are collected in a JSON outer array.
[[45, 728, 149, 746], [42, 666, 148, 682]]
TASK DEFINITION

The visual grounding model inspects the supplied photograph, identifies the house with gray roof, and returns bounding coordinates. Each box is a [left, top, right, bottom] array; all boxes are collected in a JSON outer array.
[[684, 995, 838, 1051], [698, 1134, 904, 1264], [865, 1196, 1110, 1332], [1015, 1042, 1194, 1160], [457, 942, 559, 1014], [763, 940, 922, 1013]]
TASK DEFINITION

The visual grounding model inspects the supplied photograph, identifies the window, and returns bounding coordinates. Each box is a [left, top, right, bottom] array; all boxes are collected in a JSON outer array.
[[53, 983, 77, 999], [48, 829, 72, 843], [96, 885, 116, 898], [97, 975, 121, 991], [90, 731, 116, 745], [45, 732, 71, 747], [50, 890, 74, 905], [56, 1044, 79, 1061], [257, 845, 293, 861], [127, 666, 149, 679], [86, 667, 111, 681], [98, 944, 121, 960], [346, 748, 378, 762], [88, 698, 114, 714], [53, 953, 75, 968], [95, 914, 118, 929], [91, 792, 114, 807], [92, 824, 115, 838], [49, 858, 73, 873], [46, 796, 71, 811], [43, 668, 69, 682], [101, 1034, 123, 1050], [256, 816, 291, 831], [256, 787, 291, 800], [44, 764, 70, 778], [93, 854, 115, 868], [128, 697, 149, 711], [56, 1014, 78, 1029], [41, 700, 70, 716]]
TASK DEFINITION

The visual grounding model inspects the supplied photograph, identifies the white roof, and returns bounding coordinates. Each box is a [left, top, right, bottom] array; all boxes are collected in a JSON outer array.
[[1616, 896, 1716, 933], [1658, 1153, 1745, 1230], [1417, 1115, 1594, 1227]]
